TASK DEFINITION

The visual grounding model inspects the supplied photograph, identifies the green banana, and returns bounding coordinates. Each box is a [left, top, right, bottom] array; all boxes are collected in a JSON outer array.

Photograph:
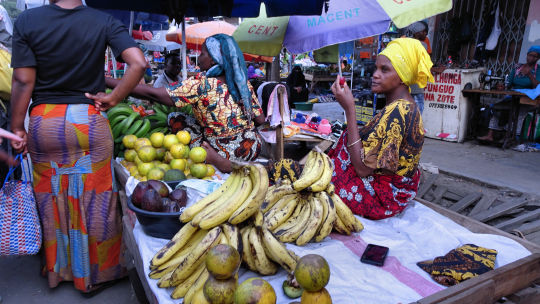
[[107, 106, 133, 121], [146, 114, 167, 122], [150, 120, 167, 129], [134, 119, 151, 138], [109, 114, 128, 128], [111, 120, 126, 139], [121, 112, 140, 134], [125, 119, 144, 135]]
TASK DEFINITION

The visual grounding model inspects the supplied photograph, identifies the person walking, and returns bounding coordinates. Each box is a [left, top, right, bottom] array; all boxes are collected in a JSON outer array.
[[153, 53, 181, 88], [10, 0, 146, 295]]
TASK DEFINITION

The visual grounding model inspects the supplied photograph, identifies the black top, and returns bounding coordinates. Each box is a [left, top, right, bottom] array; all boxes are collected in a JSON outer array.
[[12, 4, 137, 108]]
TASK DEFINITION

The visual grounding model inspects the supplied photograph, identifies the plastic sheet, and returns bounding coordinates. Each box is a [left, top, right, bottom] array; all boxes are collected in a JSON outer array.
[[132, 201, 531, 304]]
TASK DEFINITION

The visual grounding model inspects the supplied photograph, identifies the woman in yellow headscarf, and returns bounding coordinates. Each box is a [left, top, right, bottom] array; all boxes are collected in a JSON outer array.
[[328, 38, 433, 220]]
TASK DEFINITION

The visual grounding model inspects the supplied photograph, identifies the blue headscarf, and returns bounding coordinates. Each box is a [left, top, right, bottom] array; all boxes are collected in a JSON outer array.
[[204, 34, 252, 119], [528, 45, 540, 55]]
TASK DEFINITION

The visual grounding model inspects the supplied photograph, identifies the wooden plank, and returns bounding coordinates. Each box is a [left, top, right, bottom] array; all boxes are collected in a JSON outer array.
[[471, 198, 529, 223], [506, 286, 540, 304], [449, 192, 482, 213], [495, 209, 540, 231], [436, 279, 494, 304], [468, 194, 497, 216], [526, 230, 540, 245], [417, 198, 540, 253], [432, 186, 447, 204], [515, 221, 540, 235], [442, 191, 462, 201], [415, 253, 540, 304], [123, 218, 159, 304], [417, 174, 437, 198]]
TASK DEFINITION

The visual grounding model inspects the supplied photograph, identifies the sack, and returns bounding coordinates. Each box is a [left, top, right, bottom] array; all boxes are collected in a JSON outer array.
[[0, 154, 42, 256], [520, 111, 540, 143]]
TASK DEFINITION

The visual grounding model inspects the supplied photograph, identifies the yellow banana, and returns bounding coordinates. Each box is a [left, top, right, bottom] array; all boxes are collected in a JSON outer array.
[[170, 263, 206, 299], [157, 267, 176, 288], [221, 223, 241, 253], [332, 193, 364, 232], [198, 172, 253, 229], [168, 226, 221, 286], [253, 210, 264, 228], [260, 183, 295, 213], [259, 226, 299, 274], [264, 194, 298, 231], [229, 164, 269, 225], [293, 152, 325, 191], [271, 197, 305, 233], [313, 191, 329, 238], [180, 170, 239, 222], [182, 267, 210, 304], [325, 182, 335, 196], [192, 173, 242, 226], [296, 194, 325, 246], [314, 192, 337, 242], [307, 152, 333, 192], [240, 226, 257, 272], [249, 226, 278, 275], [150, 222, 199, 268], [333, 214, 351, 235], [275, 199, 312, 243]]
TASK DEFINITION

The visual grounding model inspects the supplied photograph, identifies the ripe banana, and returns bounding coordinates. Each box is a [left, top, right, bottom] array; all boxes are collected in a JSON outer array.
[[192, 173, 242, 226], [253, 210, 264, 228], [157, 267, 175, 288], [293, 152, 325, 191], [259, 226, 299, 274], [180, 171, 239, 222], [333, 215, 352, 235], [271, 197, 305, 233], [240, 226, 257, 272], [264, 194, 298, 231], [314, 192, 337, 242], [307, 152, 333, 192], [332, 193, 364, 232], [168, 226, 222, 286], [182, 266, 210, 304], [228, 164, 269, 224], [325, 183, 335, 196], [150, 222, 199, 268], [248, 226, 278, 275], [221, 223, 241, 254], [296, 194, 325, 246], [198, 171, 252, 229], [260, 183, 295, 213], [275, 198, 312, 243], [170, 263, 206, 299]]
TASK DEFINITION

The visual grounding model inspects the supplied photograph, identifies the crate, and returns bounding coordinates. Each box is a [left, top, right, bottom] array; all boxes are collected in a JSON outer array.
[[355, 105, 374, 124]]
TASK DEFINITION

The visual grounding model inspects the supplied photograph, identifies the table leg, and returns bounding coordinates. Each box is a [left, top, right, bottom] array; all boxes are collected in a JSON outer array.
[[503, 96, 520, 149]]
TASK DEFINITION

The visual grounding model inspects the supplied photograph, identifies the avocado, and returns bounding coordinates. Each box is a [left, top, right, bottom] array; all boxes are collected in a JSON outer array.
[[163, 169, 186, 181]]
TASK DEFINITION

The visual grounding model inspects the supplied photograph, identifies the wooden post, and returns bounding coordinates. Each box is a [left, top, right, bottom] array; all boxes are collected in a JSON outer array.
[[275, 86, 285, 160]]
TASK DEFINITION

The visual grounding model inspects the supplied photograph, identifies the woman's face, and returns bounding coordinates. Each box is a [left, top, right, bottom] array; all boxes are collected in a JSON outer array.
[[371, 55, 402, 94], [199, 44, 214, 71], [526, 51, 539, 65]]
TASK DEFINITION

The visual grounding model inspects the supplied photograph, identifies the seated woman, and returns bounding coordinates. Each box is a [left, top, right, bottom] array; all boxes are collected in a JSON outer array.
[[92, 34, 265, 173], [286, 65, 309, 104], [328, 38, 433, 220], [477, 46, 540, 142]]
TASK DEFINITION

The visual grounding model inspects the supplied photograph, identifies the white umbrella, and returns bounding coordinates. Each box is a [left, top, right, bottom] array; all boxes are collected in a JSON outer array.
[[137, 30, 182, 52]]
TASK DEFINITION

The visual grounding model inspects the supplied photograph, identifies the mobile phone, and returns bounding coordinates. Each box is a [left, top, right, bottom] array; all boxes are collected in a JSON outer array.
[[360, 244, 389, 267]]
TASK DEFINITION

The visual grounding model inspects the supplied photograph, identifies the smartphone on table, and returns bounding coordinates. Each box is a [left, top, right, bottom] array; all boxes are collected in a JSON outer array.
[[361, 244, 389, 267]]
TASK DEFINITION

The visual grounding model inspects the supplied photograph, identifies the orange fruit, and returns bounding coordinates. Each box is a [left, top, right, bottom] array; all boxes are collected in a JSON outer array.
[[190, 163, 208, 179], [163, 134, 179, 150], [122, 135, 137, 149], [137, 146, 157, 162], [150, 132, 165, 148], [206, 164, 216, 177], [189, 147, 207, 163], [176, 130, 191, 145], [134, 138, 152, 151]]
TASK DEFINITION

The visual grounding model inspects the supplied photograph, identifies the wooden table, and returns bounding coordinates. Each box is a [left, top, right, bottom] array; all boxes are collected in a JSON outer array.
[[304, 73, 350, 94], [462, 89, 540, 148], [113, 162, 540, 304]]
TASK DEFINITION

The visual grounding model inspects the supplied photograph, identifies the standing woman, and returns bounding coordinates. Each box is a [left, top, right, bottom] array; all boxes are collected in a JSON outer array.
[[286, 65, 309, 103], [10, 0, 146, 294], [329, 38, 432, 220]]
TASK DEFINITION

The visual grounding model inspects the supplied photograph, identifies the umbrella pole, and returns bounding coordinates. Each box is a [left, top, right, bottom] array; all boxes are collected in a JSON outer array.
[[350, 40, 355, 88], [181, 20, 187, 80]]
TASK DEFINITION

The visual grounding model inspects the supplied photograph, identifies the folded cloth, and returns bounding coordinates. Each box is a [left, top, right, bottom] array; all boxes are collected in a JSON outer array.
[[417, 244, 497, 286], [513, 84, 540, 100], [269, 158, 302, 184]]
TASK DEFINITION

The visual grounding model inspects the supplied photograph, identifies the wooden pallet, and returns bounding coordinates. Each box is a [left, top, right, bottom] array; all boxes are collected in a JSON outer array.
[[417, 172, 540, 245]]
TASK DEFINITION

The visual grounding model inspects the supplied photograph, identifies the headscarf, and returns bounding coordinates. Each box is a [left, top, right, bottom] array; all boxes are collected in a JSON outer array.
[[286, 65, 306, 87], [247, 65, 257, 79], [204, 34, 253, 119], [380, 37, 434, 89], [409, 21, 427, 34], [528, 45, 540, 56]]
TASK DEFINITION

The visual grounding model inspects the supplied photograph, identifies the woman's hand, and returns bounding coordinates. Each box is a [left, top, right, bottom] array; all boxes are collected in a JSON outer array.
[[331, 78, 355, 111], [0, 128, 23, 165], [8, 129, 27, 156], [85, 92, 120, 112]]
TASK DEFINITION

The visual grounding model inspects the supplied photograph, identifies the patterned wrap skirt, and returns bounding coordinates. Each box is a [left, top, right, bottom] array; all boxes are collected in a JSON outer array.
[[327, 131, 420, 220], [28, 104, 125, 292], [169, 112, 262, 162]]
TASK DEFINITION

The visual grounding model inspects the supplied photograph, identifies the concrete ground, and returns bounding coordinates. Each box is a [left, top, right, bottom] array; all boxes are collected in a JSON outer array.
[[1, 136, 539, 303]]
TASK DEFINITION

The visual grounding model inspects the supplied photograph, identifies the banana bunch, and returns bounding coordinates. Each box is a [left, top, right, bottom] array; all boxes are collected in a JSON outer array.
[[240, 213, 299, 275], [292, 151, 333, 192], [148, 222, 241, 302], [180, 163, 269, 229]]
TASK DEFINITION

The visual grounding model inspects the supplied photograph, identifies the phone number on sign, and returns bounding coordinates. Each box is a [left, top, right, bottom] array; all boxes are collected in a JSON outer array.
[[428, 103, 458, 110]]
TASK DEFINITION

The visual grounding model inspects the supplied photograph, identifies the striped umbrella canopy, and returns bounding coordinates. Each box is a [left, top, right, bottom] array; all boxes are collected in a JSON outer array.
[[234, 0, 452, 56]]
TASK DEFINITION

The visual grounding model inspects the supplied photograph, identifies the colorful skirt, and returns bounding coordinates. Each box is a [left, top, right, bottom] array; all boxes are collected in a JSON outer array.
[[28, 104, 125, 292], [169, 113, 262, 162], [327, 131, 420, 220]]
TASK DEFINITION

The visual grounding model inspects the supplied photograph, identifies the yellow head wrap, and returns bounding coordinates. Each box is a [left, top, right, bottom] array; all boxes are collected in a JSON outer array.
[[379, 38, 434, 89]]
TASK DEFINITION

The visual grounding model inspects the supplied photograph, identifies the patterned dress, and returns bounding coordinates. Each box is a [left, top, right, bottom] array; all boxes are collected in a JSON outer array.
[[167, 73, 264, 161], [28, 104, 124, 291], [328, 99, 424, 220]]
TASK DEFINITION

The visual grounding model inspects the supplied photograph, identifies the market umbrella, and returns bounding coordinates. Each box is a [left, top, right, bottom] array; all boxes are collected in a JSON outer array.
[[233, 0, 452, 56], [137, 30, 181, 52]]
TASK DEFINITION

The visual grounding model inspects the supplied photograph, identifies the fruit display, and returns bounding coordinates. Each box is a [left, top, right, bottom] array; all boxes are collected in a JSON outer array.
[[294, 254, 332, 303], [202, 244, 241, 304], [131, 180, 187, 212], [262, 151, 364, 245], [234, 277, 277, 304]]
